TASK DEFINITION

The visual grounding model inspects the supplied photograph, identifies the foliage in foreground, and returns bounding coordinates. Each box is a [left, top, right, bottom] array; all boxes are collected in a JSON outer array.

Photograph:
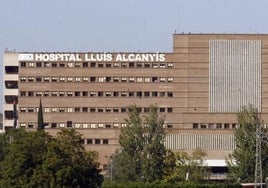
[[111, 105, 167, 182], [102, 181, 241, 188], [227, 104, 268, 183], [0, 128, 103, 188]]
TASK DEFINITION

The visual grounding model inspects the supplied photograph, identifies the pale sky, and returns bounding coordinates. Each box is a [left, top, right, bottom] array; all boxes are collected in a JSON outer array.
[[1, 0, 268, 112]]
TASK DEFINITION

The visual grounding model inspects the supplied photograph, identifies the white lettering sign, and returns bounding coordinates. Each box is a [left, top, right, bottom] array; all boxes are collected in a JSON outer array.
[[31, 53, 165, 62]]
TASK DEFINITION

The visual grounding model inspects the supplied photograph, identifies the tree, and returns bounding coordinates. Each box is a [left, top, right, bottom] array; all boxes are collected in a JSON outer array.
[[113, 104, 166, 182], [37, 99, 44, 131], [0, 128, 103, 188], [228, 104, 268, 183], [162, 149, 208, 183], [142, 105, 166, 181]]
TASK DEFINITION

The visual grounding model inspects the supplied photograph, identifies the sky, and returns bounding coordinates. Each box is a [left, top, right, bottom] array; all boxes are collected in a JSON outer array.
[[1, 0, 268, 113]]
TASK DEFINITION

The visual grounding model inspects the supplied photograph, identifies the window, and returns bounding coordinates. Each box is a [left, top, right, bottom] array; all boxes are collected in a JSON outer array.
[[75, 62, 81, 67], [113, 77, 119, 82], [90, 124, 96, 128], [75, 77, 81, 82], [105, 92, 112, 97], [129, 62, 135, 67], [137, 92, 142, 97], [103, 139, 109, 144], [152, 77, 158, 82], [20, 91, 26, 97], [167, 77, 173, 82], [75, 91, 80, 97], [90, 108, 96, 112], [28, 108, 34, 113], [160, 92, 165, 97], [113, 92, 119, 97], [144, 77, 150, 82], [28, 62, 35, 67], [28, 91, 34, 97], [216, 123, 222, 129], [28, 77, 34, 82], [83, 62, 88, 67], [59, 62, 65, 67], [129, 92, 135, 97], [51, 108, 57, 112], [67, 108, 73, 112], [44, 62, 50, 67], [87, 139, 93, 144], [113, 123, 119, 128], [90, 62, 96, 67], [137, 62, 142, 68], [105, 77, 111, 82], [209, 123, 214, 129], [98, 62, 104, 68], [106, 108, 112, 112], [167, 108, 173, 113], [137, 78, 143, 82], [144, 107, 150, 113], [74, 123, 81, 128], [201, 124, 207, 129], [59, 91, 65, 97], [152, 92, 158, 97], [113, 62, 119, 67], [20, 62, 26, 67], [59, 107, 65, 112], [67, 77, 73, 82], [160, 63, 166, 68], [52, 62, 57, 67], [5, 81, 18, 89], [67, 62, 73, 67], [144, 63, 150, 68], [44, 77, 50, 82], [129, 77, 135, 82], [99, 77, 106, 83], [121, 77, 127, 82], [98, 92, 103, 97], [51, 91, 58, 97], [121, 92, 127, 97], [36, 77, 42, 82], [36, 62, 42, 67], [20, 107, 26, 112], [121, 62, 127, 68], [106, 62, 112, 67], [224, 123, 230, 129], [82, 77, 88, 82], [113, 107, 119, 112], [83, 123, 88, 128], [95, 139, 101, 144], [121, 108, 127, 112], [90, 77, 96, 82], [59, 77, 65, 82], [144, 92, 150, 97], [159, 108, 165, 113], [44, 107, 50, 112], [75, 107, 80, 112], [82, 91, 88, 97], [160, 77, 166, 82], [59, 123, 65, 128], [106, 124, 112, 128], [67, 121, 73, 127], [167, 62, 173, 68], [152, 62, 158, 68], [44, 91, 50, 97], [82, 107, 88, 112], [20, 77, 27, 82], [97, 108, 104, 112], [90, 92, 96, 97], [36, 91, 42, 97], [167, 92, 173, 97], [98, 123, 104, 128], [51, 77, 57, 82], [67, 91, 73, 97], [51, 123, 57, 128]]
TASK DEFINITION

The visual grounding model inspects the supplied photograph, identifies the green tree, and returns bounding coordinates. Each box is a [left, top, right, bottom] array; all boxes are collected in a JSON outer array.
[[142, 105, 166, 181], [0, 128, 103, 188], [162, 149, 208, 183], [113, 104, 166, 182], [228, 104, 268, 183], [37, 99, 44, 131]]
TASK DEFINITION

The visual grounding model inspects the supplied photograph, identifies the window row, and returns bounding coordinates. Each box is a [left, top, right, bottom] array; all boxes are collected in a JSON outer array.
[[20, 61, 173, 69], [19, 122, 173, 129], [192, 123, 239, 129], [20, 76, 174, 83], [20, 106, 174, 113], [20, 91, 174, 98]]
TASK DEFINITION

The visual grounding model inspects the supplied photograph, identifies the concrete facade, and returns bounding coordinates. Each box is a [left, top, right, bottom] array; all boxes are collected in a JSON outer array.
[[3, 33, 268, 169]]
